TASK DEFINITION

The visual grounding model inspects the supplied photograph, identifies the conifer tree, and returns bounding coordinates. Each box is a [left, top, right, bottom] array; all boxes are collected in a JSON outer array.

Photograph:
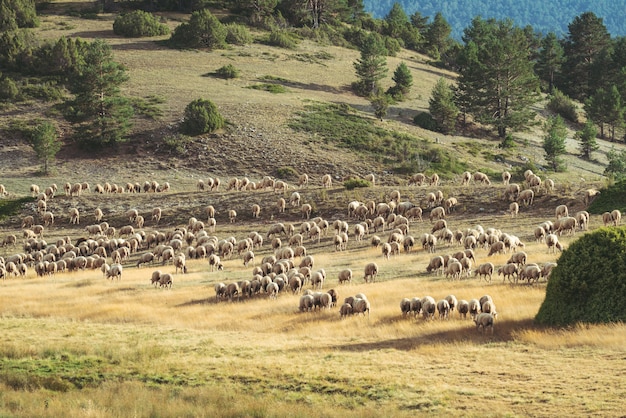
[[576, 120, 599, 160], [543, 115, 567, 171], [429, 78, 458, 134], [353, 33, 388, 96]]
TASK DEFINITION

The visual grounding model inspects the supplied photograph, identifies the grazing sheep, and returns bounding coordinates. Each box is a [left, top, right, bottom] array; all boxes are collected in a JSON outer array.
[[498, 263, 519, 283], [481, 300, 498, 317], [30, 184, 40, 197], [42, 211, 54, 227], [575, 210, 590, 230], [106, 263, 123, 281], [461, 171, 472, 186], [534, 226, 546, 242], [321, 174, 332, 188], [251, 204, 261, 219], [408, 173, 426, 186], [228, 209, 237, 223], [507, 251, 527, 266], [126, 209, 139, 223], [157, 273, 173, 289], [208, 254, 223, 272], [290, 192, 301, 207], [365, 173, 375, 186], [473, 172, 491, 185], [545, 233, 563, 253], [457, 300, 469, 319], [0, 184, 7, 196], [364, 262, 378, 283], [518, 189, 534, 206], [301, 203, 312, 220], [555, 216, 578, 236], [611, 209, 622, 226], [488, 241, 505, 256], [509, 202, 519, 217], [266, 222, 286, 239], [468, 299, 481, 320], [555, 204, 569, 219], [400, 298, 411, 316], [22, 215, 35, 229], [474, 262, 495, 282], [502, 171, 511, 185], [445, 260, 463, 280], [298, 173, 309, 188], [444, 197, 458, 214], [519, 263, 541, 284], [541, 262, 557, 281], [137, 252, 155, 268], [437, 299, 450, 319], [430, 173, 440, 186], [151, 207, 162, 224], [474, 313, 495, 334], [426, 255, 445, 275], [583, 188, 601, 206], [504, 183, 521, 201], [353, 297, 370, 317], [421, 296, 436, 320], [338, 269, 352, 285], [339, 302, 353, 318], [420, 233, 437, 253]]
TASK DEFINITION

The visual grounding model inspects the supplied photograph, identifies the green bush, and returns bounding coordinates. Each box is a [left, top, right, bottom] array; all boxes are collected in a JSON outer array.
[[546, 89, 578, 123], [113, 10, 170, 38], [413, 112, 438, 131], [344, 179, 371, 190], [170, 9, 226, 50], [180, 98, 224, 136], [275, 166, 298, 179], [0, 77, 19, 101], [246, 83, 287, 94], [215, 64, 240, 79], [225, 23, 253, 45], [267, 31, 298, 49], [587, 181, 626, 215], [535, 227, 626, 325]]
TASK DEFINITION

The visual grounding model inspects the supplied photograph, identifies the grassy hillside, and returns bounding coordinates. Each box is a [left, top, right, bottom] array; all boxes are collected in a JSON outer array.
[[1, 4, 626, 417]]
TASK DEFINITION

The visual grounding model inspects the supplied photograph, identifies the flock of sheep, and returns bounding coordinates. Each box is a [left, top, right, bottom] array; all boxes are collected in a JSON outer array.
[[0, 169, 620, 333]]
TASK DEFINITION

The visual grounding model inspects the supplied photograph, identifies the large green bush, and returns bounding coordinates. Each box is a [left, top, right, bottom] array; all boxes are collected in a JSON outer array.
[[535, 227, 626, 326], [225, 23, 253, 45], [546, 89, 578, 123], [113, 11, 170, 38], [180, 98, 224, 136], [170, 9, 226, 50]]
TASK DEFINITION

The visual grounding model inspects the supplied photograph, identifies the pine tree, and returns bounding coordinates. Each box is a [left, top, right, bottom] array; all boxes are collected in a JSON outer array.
[[456, 17, 540, 138], [387, 61, 412, 100], [353, 33, 387, 97], [68, 39, 133, 146], [543, 115, 567, 171], [29, 121, 61, 175], [605, 85, 624, 141], [576, 120, 599, 160], [561, 12, 610, 101], [429, 78, 458, 134], [584, 88, 609, 139], [536, 32, 564, 93], [425, 12, 452, 60]]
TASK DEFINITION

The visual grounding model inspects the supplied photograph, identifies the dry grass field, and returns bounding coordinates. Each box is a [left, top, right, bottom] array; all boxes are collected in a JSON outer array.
[[2, 3, 626, 417]]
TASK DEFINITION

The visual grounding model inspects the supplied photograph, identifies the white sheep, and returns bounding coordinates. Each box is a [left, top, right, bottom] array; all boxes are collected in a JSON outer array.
[[228, 209, 237, 223], [518, 189, 534, 206], [545, 233, 563, 253], [338, 269, 352, 285], [321, 174, 332, 188], [364, 262, 378, 283], [509, 202, 519, 217], [474, 262, 494, 282], [583, 188, 601, 206], [0, 184, 8, 196], [457, 300, 469, 319], [474, 312, 494, 334], [106, 263, 123, 281], [461, 171, 471, 186], [473, 172, 491, 185], [502, 171, 511, 185], [437, 299, 450, 319], [298, 173, 309, 188], [555, 204, 569, 219]]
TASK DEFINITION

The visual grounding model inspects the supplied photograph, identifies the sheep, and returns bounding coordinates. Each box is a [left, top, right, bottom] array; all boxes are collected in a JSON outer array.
[[602, 211, 613, 226], [519, 263, 541, 284], [488, 241, 505, 256], [555, 204, 569, 219], [461, 171, 472, 186], [473, 171, 491, 185], [545, 178, 555, 193], [408, 173, 426, 186], [426, 255, 445, 275], [225, 282, 241, 301], [445, 260, 463, 280], [444, 197, 458, 214], [125, 209, 139, 223], [365, 173, 375, 186], [474, 313, 495, 334], [431, 218, 447, 233], [541, 262, 557, 281], [481, 300, 497, 318], [518, 189, 534, 206], [421, 233, 437, 253], [372, 216, 386, 233], [228, 209, 237, 223], [502, 171, 511, 185], [421, 296, 436, 320], [545, 233, 563, 253], [338, 269, 352, 285], [507, 251, 527, 266], [498, 263, 519, 283], [406, 206, 423, 222], [555, 216, 578, 236], [352, 297, 370, 317], [583, 188, 601, 206], [507, 202, 519, 218], [299, 255, 314, 269], [364, 262, 378, 283], [534, 226, 546, 243], [437, 299, 450, 319], [150, 207, 162, 225], [321, 174, 332, 188], [400, 298, 411, 316], [156, 273, 173, 289], [42, 211, 54, 227], [468, 299, 481, 320], [290, 192, 301, 207], [22, 215, 34, 229], [504, 183, 521, 201], [136, 252, 155, 268], [266, 223, 286, 239], [301, 203, 312, 220], [430, 173, 440, 186], [575, 210, 590, 230], [457, 300, 469, 319], [0, 184, 7, 196], [381, 242, 392, 259], [474, 262, 494, 282], [528, 174, 542, 192], [30, 184, 40, 197], [298, 173, 309, 188], [611, 209, 622, 226], [208, 254, 223, 272], [339, 302, 353, 318], [106, 263, 123, 281]]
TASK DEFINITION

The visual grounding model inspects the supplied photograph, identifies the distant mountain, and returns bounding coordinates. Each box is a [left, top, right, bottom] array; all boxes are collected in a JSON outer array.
[[363, 0, 625, 40]]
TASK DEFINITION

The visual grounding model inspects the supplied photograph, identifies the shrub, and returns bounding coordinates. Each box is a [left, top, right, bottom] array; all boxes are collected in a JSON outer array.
[[170, 9, 226, 50], [113, 11, 170, 38], [246, 83, 287, 94], [413, 112, 438, 131], [215, 64, 240, 79], [225, 23, 253, 45], [267, 31, 298, 49], [344, 179, 371, 190], [0, 77, 19, 101], [535, 227, 626, 325], [276, 166, 298, 179], [546, 89, 578, 123], [180, 98, 224, 136], [587, 180, 626, 215]]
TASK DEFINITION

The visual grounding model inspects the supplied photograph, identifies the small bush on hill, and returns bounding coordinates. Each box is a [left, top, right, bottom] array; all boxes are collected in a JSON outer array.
[[413, 112, 438, 131], [0, 77, 19, 101], [180, 98, 224, 136], [276, 166, 298, 179], [344, 179, 371, 190], [113, 11, 170, 38], [246, 83, 287, 93], [170, 9, 226, 50], [225, 23, 253, 45], [267, 31, 298, 49], [587, 180, 626, 215], [215, 64, 240, 79], [535, 227, 626, 325], [546, 89, 578, 123]]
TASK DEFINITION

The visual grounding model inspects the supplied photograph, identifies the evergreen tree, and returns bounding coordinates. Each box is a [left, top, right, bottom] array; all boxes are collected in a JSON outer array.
[[542, 115, 567, 171], [536, 32, 564, 93], [456, 17, 540, 138], [584, 88, 609, 139], [605, 85, 624, 141], [383, 2, 408, 39], [425, 12, 452, 60], [576, 120, 599, 160], [180, 98, 224, 135], [0, 0, 38, 30], [386, 61, 412, 100], [170, 9, 227, 50], [68, 40, 133, 145], [353, 33, 387, 96], [561, 12, 610, 101], [604, 147, 626, 180], [29, 121, 61, 175], [370, 93, 389, 120], [429, 77, 458, 134]]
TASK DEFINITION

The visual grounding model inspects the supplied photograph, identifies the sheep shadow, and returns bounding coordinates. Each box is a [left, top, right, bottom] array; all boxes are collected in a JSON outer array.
[[330, 318, 536, 352], [175, 297, 214, 307]]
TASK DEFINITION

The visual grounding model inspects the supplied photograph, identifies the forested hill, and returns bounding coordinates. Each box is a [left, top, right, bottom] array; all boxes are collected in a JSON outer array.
[[363, 0, 625, 39]]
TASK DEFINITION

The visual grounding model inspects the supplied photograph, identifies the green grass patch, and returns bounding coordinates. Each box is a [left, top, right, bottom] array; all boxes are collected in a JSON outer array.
[[344, 179, 371, 190], [130, 95, 165, 119], [288, 51, 335, 65], [246, 84, 288, 94], [0, 197, 33, 221], [290, 102, 466, 176], [259, 75, 290, 83]]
